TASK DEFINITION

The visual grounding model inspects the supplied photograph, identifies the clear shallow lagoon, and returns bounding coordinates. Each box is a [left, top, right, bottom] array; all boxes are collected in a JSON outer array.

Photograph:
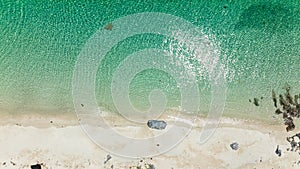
[[0, 0, 299, 120]]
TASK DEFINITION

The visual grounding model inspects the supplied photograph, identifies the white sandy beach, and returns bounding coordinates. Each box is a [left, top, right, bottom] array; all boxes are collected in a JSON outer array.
[[0, 113, 300, 169]]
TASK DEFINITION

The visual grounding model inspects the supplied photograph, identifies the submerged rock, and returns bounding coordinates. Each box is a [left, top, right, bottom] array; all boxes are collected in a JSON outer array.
[[250, 97, 262, 106], [253, 98, 260, 106], [230, 142, 239, 150], [235, 4, 296, 33], [272, 89, 278, 108], [104, 23, 113, 31], [275, 108, 283, 114], [279, 94, 288, 106], [147, 120, 167, 130]]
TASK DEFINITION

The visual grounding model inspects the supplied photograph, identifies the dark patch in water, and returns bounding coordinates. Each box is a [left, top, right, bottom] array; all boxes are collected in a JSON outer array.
[[104, 23, 113, 31], [253, 98, 259, 106], [235, 3, 297, 33], [249, 97, 262, 106], [272, 90, 278, 108], [275, 108, 283, 115]]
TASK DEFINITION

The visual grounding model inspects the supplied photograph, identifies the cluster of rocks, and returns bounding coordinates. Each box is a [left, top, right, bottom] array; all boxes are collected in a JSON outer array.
[[129, 159, 155, 169], [286, 133, 300, 152], [249, 97, 263, 106], [272, 86, 300, 132], [272, 85, 300, 156]]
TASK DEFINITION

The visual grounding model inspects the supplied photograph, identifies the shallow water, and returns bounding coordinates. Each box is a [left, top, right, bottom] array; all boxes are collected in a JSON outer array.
[[0, 0, 299, 120]]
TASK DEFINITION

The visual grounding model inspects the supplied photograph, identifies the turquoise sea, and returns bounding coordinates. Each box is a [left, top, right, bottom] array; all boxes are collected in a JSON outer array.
[[0, 0, 299, 120]]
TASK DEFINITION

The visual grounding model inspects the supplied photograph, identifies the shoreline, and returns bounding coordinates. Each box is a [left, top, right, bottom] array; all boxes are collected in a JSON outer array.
[[0, 108, 282, 128]]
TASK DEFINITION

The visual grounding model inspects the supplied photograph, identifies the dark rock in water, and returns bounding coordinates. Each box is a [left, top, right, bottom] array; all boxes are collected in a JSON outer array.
[[275, 108, 283, 114], [275, 145, 282, 157], [295, 95, 299, 105], [283, 112, 288, 119], [279, 94, 288, 106], [147, 120, 167, 130], [230, 142, 239, 150], [272, 90, 278, 108], [104, 23, 113, 31], [283, 85, 294, 105], [253, 98, 259, 106], [31, 164, 42, 169]]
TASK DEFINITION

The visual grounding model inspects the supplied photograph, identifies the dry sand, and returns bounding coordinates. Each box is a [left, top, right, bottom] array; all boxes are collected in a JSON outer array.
[[0, 113, 300, 169]]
